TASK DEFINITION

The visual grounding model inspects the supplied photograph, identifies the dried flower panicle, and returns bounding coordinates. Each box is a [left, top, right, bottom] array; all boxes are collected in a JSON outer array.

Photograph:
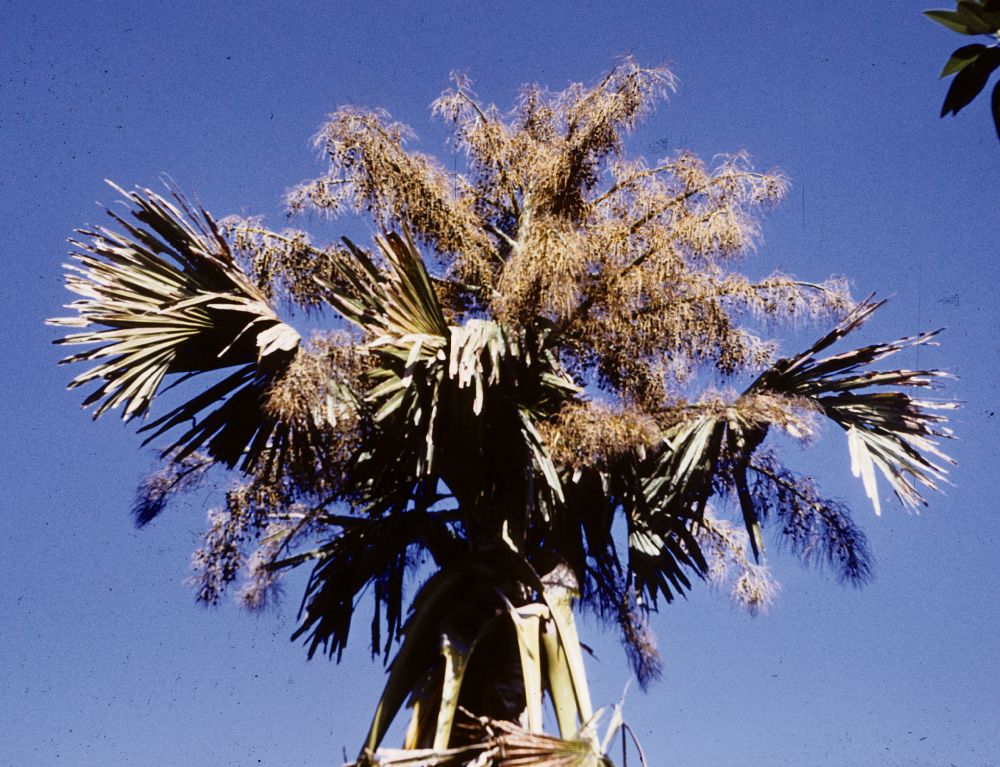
[[696, 509, 780, 616], [236, 522, 292, 612], [540, 401, 660, 471], [731, 565, 780, 616], [132, 452, 212, 528], [748, 451, 874, 586], [265, 332, 364, 429], [617, 587, 663, 689], [223, 217, 355, 312], [189, 503, 251, 606], [287, 106, 492, 283], [188, 469, 301, 606], [289, 60, 850, 409]]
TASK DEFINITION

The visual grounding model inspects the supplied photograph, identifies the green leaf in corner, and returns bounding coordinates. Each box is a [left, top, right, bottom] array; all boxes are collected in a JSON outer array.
[[925, 9, 982, 34], [958, 0, 1000, 30], [926, 4, 999, 34], [941, 44, 987, 77], [941, 47, 1000, 115]]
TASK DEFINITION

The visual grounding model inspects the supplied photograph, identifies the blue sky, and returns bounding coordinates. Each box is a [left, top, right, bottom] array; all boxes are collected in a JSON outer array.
[[2, 1, 998, 765]]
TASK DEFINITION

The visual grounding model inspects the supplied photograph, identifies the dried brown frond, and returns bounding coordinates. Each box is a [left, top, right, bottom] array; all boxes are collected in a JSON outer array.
[[541, 401, 660, 471], [355, 715, 608, 767]]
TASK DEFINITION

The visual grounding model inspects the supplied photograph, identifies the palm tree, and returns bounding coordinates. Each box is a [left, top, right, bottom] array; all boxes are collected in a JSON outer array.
[[50, 59, 954, 766]]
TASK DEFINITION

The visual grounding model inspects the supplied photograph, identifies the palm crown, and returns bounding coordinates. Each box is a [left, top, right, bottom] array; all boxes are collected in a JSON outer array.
[[51, 60, 954, 766]]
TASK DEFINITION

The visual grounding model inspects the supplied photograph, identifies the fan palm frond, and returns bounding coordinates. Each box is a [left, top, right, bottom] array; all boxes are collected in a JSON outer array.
[[329, 231, 449, 338], [614, 298, 953, 590], [748, 297, 956, 515], [360, 556, 522, 754], [624, 444, 710, 606], [49, 182, 305, 469]]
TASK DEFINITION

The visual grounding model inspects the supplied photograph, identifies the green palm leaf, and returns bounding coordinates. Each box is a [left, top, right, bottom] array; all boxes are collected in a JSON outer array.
[[318, 231, 578, 540]]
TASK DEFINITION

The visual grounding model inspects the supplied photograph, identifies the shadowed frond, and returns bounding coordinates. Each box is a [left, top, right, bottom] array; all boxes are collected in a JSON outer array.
[[317, 230, 579, 537], [359, 558, 517, 753], [624, 443, 711, 606], [289, 510, 460, 661]]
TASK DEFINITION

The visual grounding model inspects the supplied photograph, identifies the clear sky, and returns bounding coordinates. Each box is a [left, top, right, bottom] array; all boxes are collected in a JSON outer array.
[[2, 1, 998, 765]]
